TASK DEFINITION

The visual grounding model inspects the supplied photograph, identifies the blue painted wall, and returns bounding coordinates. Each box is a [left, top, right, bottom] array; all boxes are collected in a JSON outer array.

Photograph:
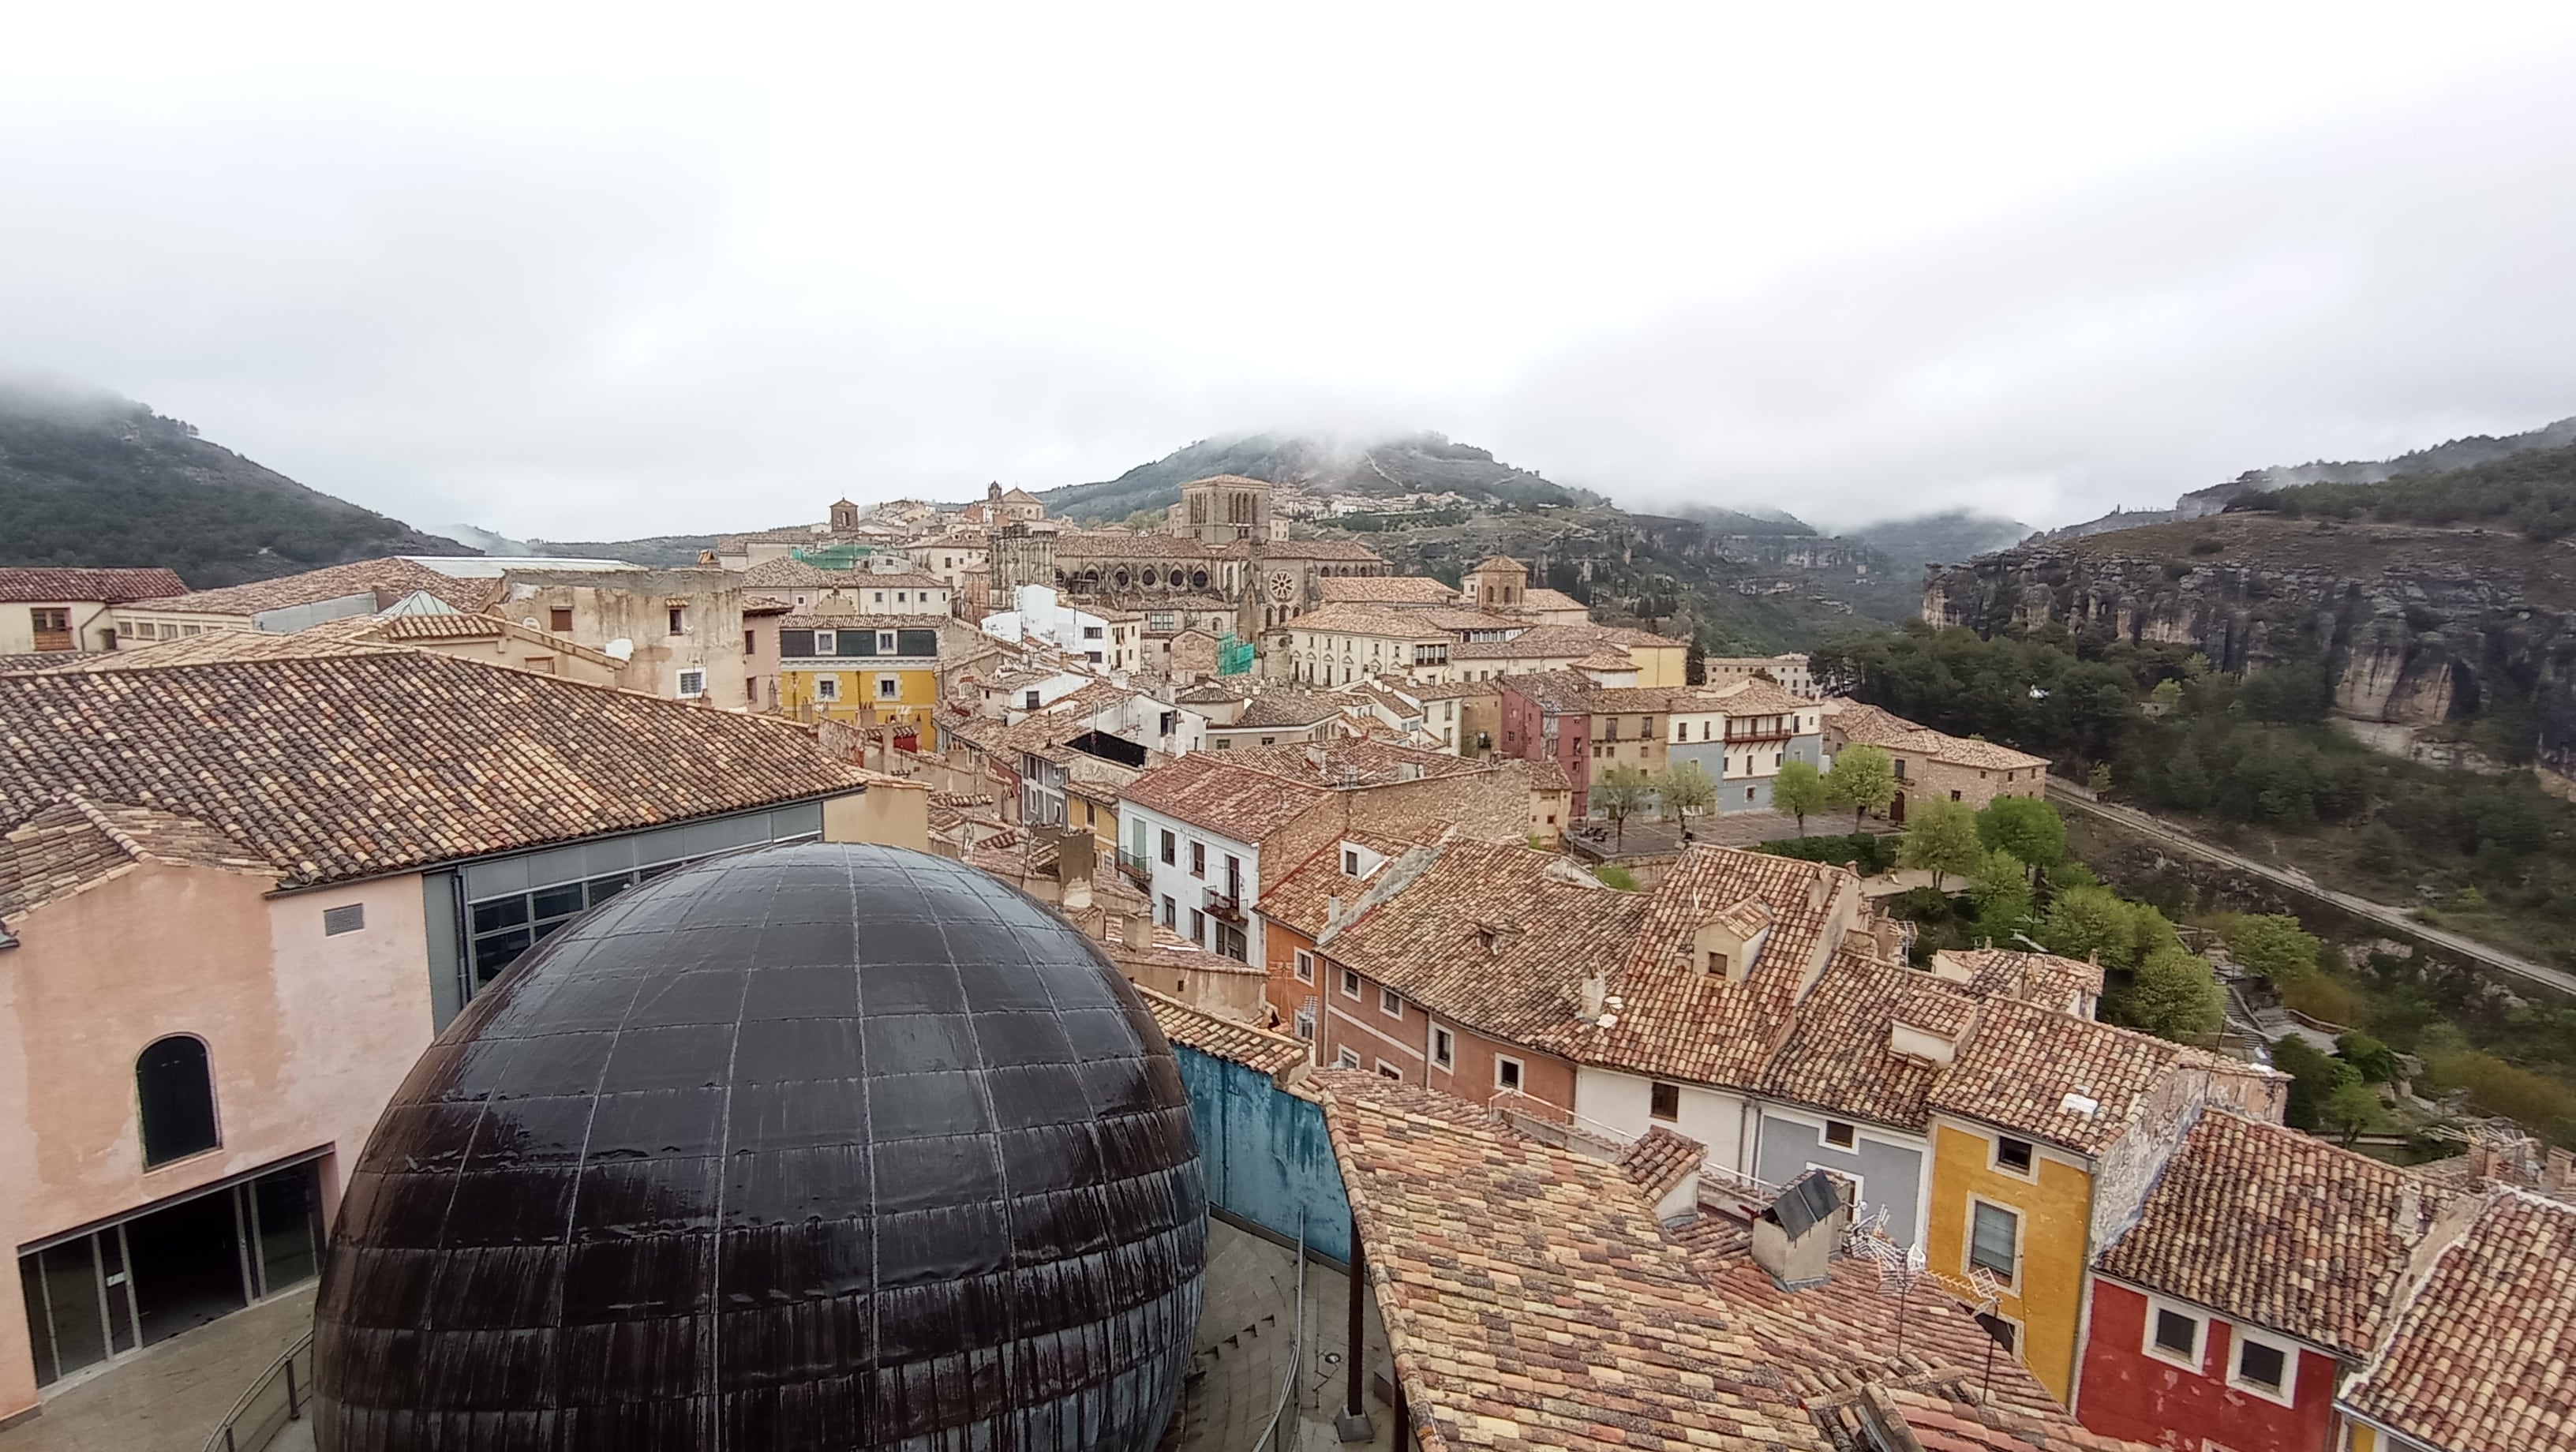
[[1754, 1111, 1926, 1246], [1174, 1046, 1351, 1264]]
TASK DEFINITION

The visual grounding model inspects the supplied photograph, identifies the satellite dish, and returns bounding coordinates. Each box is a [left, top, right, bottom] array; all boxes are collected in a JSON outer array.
[[521, 617, 540, 628]]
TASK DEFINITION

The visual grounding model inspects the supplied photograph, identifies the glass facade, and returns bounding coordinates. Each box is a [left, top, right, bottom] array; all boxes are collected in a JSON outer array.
[[19, 1159, 320, 1388]]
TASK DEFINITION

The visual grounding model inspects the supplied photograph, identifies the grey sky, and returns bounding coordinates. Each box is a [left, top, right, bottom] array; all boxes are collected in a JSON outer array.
[[6, 4, 2574, 537]]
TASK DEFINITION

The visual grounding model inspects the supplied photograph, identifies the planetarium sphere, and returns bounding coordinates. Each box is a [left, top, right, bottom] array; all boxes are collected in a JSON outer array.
[[311, 843, 1207, 1452]]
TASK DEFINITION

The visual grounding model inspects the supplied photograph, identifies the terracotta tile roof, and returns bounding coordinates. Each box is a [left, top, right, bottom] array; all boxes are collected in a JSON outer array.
[[1616, 1125, 1706, 1203], [774, 612, 957, 630], [1712, 677, 1815, 717], [1527, 759, 1572, 792], [1305, 840, 1638, 1044], [1926, 997, 2272, 1157], [1530, 846, 1869, 1090], [1249, 829, 1431, 936], [1120, 752, 1329, 845], [0, 652, 874, 888], [1515, 587, 1589, 615], [1387, 676, 1496, 701], [1471, 554, 1526, 572], [1822, 698, 2048, 772], [1051, 531, 1222, 560], [309, 611, 626, 669], [2343, 1191, 2576, 1452], [11, 629, 409, 672], [1315, 1072, 1832, 1452], [739, 556, 859, 586], [1818, 1384, 2151, 1452], [0, 567, 188, 604], [1228, 690, 1346, 728], [1314, 575, 1460, 605], [122, 556, 489, 616], [1238, 537, 1385, 563], [1, 795, 273, 929], [1692, 1229, 2076, 1424], [1934, 948, 2103, 1014], [1132, 984, 1309, 1078], [1450, 623, 1631, 661], [1759, 956, 1983, 1130], [1223, 736, 1486, 788], [2095, 1110, 2451, 1360], [1280, 603, 1451, 639]]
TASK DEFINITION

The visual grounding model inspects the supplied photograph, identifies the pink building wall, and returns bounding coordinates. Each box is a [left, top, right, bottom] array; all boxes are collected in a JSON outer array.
[[0, 863, 434, 1421]]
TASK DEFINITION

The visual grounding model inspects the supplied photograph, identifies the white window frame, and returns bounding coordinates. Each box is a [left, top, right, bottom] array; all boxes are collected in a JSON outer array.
[[1431, 1025, 1455, 1070], [813, 629, 836, 654], [2142, 1296, 2204, 1370], [1379, 986, 1402, 1018], [1822, 1120, 1858, 1150], [2227, 1325, 2299, 1405], [1649, 1080, 1681, 1121], [1340, 967, 1361, 999], [813, 675, 839, 702], [1294, 949, 1315, 983], [1374, 1059, 1402, 1081], [876, 674, 899, 699], [1992, 1134, 2039, 1180], [1966, 1196, 2022, 1288], [1494, 1055, 1525, 1093], [877, 631, 897, 652], [1807, 1163, 1864, 1208], [676, 668, 707, 698], [1335, 1047, 1361, 1069]]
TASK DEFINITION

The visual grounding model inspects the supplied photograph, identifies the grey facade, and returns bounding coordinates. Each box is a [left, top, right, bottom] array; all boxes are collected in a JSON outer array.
[[420, 799, 828, 1027], [1752, 1110, 1926, 1246]]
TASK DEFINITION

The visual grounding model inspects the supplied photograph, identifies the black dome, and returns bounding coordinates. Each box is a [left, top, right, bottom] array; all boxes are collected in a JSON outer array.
[[312, 843, 1206, 1451]]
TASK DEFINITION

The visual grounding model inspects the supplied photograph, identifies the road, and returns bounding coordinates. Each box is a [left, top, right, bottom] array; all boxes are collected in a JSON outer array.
[[2046, 782, 2576, 1000]]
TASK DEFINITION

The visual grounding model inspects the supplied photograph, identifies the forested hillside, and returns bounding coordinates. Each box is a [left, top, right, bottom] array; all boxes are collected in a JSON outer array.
[[2233, 440, 2576, 539], [0, 382, 470, 588]]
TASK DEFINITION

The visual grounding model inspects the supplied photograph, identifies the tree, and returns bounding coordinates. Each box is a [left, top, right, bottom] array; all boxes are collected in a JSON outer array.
[[1772, 760, 1829, 836], [2222, 914, 2322, 985], [2320, 1080, 2389, 1144], [2271, 1036, 2358, 1132], [1120, 507, 1166, 532], [2033, 885, 2177, 971], [1660, 760, 1717, 821], [1824, 745, 1898, 831], [2114, 945, 2226, 1043], [1590, 766, 1655, 849], [2336, 1032, 2401, 1085], [1976, 797, 2065, 872], [1968, 847, 2035, 940], [1899, 799, 1983, 891]]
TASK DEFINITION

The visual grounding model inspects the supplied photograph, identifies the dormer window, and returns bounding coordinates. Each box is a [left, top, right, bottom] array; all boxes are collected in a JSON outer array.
[[1705, 951, 1728, 975]]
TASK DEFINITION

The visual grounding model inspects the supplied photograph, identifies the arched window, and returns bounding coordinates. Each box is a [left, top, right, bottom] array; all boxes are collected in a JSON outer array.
[[137, 1035, 219, 1168]]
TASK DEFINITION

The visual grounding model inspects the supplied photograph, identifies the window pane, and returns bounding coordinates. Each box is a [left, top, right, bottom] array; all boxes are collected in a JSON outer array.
[[470, 896, 530, 934], [2238, 1339, 2285, 1388], [2155, 1309, 2196, 1356], [473, 927, 534, 984], [137, 1037, 219, 1167], [1970, 1203, 2016, 1275], [30, 1240, 108, 1385], [253, 1165, 321, 1295], [586, 874, 634, 906], [533, 883, 586, 922]]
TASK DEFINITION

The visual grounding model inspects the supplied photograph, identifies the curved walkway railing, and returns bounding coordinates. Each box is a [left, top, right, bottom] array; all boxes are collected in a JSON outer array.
[[201, 1330, 313, 1452], [1252, 1212, 1309, 1452]]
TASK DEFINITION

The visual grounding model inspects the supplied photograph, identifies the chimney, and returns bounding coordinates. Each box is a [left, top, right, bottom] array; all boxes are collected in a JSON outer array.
[[1579, 974, 1608, 1021], [1750, 1170, 1852, 1291]]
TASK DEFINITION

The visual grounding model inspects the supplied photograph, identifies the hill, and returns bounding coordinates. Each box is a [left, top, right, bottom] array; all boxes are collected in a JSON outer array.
[[2036, 414, 2576, 541], [1039, 432, 1601, 524], [0, 381, 472, 589], [1848, 510, 2031, 569], [2230, 439, 2576, 540]]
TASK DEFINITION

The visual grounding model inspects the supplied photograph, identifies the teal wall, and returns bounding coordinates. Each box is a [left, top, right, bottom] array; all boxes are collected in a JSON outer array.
[[1172, 1045, 1350, 1264]]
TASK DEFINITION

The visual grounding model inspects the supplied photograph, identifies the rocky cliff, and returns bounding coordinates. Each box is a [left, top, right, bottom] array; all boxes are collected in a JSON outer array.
[[1921, 514, 2576, 772]]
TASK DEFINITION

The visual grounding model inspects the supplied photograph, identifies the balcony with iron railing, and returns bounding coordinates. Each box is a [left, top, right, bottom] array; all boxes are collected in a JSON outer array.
[[1117, 848, 1155, 884], [1205, 878, 1245, 922]]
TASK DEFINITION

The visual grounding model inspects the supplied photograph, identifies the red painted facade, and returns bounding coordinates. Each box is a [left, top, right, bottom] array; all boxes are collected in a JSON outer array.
[[1496, 683, 1593, 815], [2076, 1278, 2344, 1452]]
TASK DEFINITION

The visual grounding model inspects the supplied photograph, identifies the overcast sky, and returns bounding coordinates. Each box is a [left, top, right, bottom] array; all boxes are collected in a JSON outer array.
[[6, 4, 2575, 538]]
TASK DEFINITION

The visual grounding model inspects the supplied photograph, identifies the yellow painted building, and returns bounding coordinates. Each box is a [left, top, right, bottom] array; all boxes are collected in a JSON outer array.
[[777, 618, 945, 748], [1924, 1117, 2097, 1403], [1625, 637, 1689, 687]]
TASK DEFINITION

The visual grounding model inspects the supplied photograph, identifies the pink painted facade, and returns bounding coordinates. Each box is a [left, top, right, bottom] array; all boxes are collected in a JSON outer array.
[[2076, 1277, 2345, 1452], [0, 863, 433, 1421], [1496, 683, 1593, 815]]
